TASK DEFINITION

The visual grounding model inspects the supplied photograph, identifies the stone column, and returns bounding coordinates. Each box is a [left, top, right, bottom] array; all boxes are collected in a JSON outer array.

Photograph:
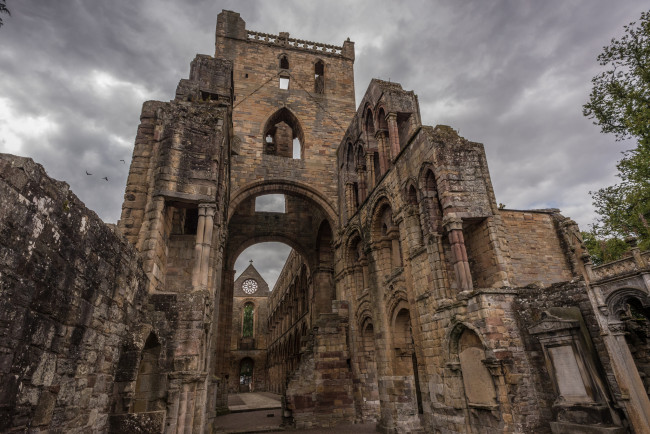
[[356, 164, 367, 203], [606, 321, 650, 433], [192, 203, 216, 291], [312, 266, 335, 318], [386, 113, 400, 161], [192, 206, 206, 289], [443, 217, 473, 292], [199, 204, 216, 289], [365, 152, 376, 191], [345, 182, 356, 219], [375, 131, 389, 175]]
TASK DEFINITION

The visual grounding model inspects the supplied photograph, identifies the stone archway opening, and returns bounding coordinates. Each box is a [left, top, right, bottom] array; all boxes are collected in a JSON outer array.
[[212, 184, 339, 412]]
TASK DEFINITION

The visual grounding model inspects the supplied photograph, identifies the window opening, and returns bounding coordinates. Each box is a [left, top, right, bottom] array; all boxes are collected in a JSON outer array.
[[292, 138, 301, 159], [239, 358, 254, 391], [184, 208, 198, 235], [242, 303, 254, 338], [255, 194, 286, 213], [279, 55, 289, 69], [314, 60, 324, 94], [263, 108, 304, 158]]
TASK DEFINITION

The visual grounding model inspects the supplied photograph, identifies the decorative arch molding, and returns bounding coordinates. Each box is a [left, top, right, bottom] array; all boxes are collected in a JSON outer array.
[[228, 179, 337, 226], [606, 287, 650, 318], [356, 298, 373, 329], [375, 105, 389, 131], [344, 228, 364, 265], [386, 288, 409, 323], [366, 192, 397, 238], [446, 321, 491, 363], [403, 178, 419, 205], [345, 141, 355, 171]]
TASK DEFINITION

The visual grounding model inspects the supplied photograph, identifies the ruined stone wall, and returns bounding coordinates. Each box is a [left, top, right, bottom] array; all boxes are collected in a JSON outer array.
[[501, 209, 574, 287], [285, 302, 355, 429], [0, 155, 150, 433], [116, 54, 234, 431], [513, 281, 625, 432], [332, 79, 609, 433], [267, 250, 311, 394]]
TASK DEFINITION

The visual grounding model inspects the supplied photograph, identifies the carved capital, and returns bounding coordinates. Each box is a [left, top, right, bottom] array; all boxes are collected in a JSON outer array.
[[442, 215, 463, 232]]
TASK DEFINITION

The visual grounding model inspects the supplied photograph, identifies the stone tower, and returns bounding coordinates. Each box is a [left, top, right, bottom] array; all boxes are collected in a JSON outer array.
[[115, 9, 358, 431]]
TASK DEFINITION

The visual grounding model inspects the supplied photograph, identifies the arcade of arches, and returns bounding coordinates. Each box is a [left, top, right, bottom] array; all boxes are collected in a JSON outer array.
[[3, 8, 650, 434]]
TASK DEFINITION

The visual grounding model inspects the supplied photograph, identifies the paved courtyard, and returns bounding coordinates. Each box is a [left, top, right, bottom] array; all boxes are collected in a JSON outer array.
[[213, 393, 376, 433]]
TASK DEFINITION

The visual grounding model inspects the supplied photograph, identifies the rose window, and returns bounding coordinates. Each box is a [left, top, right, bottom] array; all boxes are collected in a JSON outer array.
[[242, 279, 258, 294]]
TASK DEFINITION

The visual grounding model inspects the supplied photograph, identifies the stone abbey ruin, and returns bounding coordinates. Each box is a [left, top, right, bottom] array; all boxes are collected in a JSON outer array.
[[2, 9, 650, 434]]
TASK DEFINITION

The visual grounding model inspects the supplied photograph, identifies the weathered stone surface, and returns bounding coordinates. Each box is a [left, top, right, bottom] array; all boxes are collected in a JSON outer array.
[[0, 154, 150, 433]]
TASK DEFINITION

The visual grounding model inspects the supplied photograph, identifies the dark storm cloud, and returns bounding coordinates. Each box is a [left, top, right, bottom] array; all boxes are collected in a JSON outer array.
[[1, 0, 647, 280]]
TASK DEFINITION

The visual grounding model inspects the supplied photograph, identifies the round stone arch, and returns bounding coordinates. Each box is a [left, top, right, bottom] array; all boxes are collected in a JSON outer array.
[[446, 321, 493, 363], [225, 234, 310, 272], [360, 102, 375, 135], [365, 193, 397, 239], [606, 287, 650, 318], [344, 228, 364, 266], [375, 105, 389, 131], [356, 298, 373, 330], [228, 179, 337, 227], [386, 287, 410, 322], [403, 178, 419, 205]]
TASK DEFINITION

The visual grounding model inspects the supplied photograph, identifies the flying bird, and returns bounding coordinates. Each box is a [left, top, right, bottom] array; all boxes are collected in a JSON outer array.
[[120, 159, 125, 164], [85, 171, 92, 175], [102, 177, 108, 181]]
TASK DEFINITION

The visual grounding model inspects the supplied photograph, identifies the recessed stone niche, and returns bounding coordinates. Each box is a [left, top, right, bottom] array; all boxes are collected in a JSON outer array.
[[529, 311, 624, 434]]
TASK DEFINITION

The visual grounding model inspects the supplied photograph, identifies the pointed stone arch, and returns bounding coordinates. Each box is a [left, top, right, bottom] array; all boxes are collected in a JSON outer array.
[[262, 107, 305, 158]]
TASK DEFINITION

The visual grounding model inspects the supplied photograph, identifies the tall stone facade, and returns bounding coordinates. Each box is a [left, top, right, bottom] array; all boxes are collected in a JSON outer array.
[[1, 8, 650, 434], [228, 262, 270, 393]]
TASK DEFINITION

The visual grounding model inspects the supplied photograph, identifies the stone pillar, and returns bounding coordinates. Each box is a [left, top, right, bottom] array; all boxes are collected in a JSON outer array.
[[312, 266, 335, 318], [345, 182, 356, 219], [386, 113, 400, 161], [192, 207, 206, 289], [214, 269, 235, 413], [199, 204, 216, 289], [443, 217, 473, 292], [192, 204, 216, 291], [375, 131, 389, 175], [365, 152, 376, 191], [606, 321, 650, 433], [356, 164, 367, 203]]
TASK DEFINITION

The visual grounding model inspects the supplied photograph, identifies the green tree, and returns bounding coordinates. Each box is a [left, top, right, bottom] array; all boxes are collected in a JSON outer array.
[[583, 10, 650, 254], [242, 303, 254, 338], [582, 230, 629, 265], [0, 1, 9, 28]]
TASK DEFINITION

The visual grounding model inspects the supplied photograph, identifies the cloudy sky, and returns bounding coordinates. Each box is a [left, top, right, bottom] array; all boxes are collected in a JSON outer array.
[[1, 1, 647, 287]]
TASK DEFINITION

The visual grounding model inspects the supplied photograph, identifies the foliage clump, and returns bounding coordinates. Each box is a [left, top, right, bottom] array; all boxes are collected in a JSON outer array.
[[583, 10, 650, 258]]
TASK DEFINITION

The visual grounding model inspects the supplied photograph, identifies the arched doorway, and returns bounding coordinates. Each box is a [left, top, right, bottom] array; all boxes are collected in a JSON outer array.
[[212, 182, 338, 412], [239, 358, 254, 392]]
